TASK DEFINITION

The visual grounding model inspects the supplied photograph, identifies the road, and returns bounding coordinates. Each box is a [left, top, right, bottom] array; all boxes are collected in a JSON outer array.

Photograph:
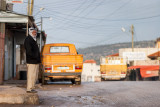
[[2, 81, 160, 107], [38, 81, 160, 107]]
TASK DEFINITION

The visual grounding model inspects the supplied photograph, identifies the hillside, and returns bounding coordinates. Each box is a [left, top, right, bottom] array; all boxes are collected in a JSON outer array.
[[77, 40, 155, 65]]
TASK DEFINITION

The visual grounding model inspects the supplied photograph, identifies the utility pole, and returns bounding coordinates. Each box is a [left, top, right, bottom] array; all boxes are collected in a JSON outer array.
[[0, 0, 6, 85], [27, 0, 30, 15], [131, 24, 134, 52], [40, 17, 43, 52], [39, 17, 51, 51], [30, 0, 34, 16]]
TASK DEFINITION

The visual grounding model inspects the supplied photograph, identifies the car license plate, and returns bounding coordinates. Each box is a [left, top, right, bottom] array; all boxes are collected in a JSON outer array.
[[109, 71, 117, 74], [57, 66, 69, 70]]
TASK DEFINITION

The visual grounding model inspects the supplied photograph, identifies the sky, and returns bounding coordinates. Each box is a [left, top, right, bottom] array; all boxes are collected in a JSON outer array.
[[13, 0, 160, 48]]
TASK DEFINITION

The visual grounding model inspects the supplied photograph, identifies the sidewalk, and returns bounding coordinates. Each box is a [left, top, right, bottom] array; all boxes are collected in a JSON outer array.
[[0, 80, 39, 105]]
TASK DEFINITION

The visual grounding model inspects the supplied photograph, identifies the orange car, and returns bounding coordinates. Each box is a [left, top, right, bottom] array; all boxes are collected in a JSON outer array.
[[40, 43, 83, 85], [100, 56, 127, 80]]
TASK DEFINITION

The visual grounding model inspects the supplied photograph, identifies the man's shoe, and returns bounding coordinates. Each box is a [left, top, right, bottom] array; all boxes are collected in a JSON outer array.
[[26, 89, 37, 93]]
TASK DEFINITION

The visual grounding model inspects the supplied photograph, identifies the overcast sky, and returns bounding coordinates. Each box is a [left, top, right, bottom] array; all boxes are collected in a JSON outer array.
[[13, 0, 160, 48]]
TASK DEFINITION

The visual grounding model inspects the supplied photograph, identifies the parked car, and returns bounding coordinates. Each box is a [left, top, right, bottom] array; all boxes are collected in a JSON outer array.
[[40, 43, 83, 85]]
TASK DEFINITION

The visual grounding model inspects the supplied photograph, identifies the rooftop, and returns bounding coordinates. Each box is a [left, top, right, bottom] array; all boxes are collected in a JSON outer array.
[[84, 60, 96, 63]]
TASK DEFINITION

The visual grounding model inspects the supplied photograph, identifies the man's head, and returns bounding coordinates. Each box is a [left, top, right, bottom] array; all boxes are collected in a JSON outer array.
[[29, 27, 37, 37]]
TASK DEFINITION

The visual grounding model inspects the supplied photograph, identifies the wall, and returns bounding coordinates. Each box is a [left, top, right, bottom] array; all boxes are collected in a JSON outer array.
[[134, 60, 159, 66], [16, 47, 20, 65], [4, 29, 14, 80], [82, 63, 101, 82], [119, 48, 159, 66], [119, 48, 158, 60]]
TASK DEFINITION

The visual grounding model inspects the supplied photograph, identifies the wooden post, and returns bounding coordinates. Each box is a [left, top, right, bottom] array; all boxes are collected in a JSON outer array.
[[30, 0, 34, 16]]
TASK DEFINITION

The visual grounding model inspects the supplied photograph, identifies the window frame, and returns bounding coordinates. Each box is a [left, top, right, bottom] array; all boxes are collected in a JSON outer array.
[[50, 46, 70, 53]]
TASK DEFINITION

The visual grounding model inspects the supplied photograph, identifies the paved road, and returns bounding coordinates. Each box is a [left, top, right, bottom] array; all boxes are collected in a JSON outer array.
[[2, 81, 160, 107], [37, 81, 160, 107]]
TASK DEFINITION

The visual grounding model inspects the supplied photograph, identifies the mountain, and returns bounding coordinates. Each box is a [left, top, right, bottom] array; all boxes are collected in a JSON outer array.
[[77, 40, 155, 65]]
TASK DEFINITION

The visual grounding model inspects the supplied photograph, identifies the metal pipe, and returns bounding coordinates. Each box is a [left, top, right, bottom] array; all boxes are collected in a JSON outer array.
[[26, 22, 28, 36], [39, 17, 42, 52]]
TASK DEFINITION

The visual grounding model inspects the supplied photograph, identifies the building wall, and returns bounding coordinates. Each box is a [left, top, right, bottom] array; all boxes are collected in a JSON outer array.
[[119, 48, 158, 60], [119, 48, 159, 66], [16, 47, 20, 65], [134, 60, 159, 66], [82, 63, 101, 82], [4, 29, 14, 80]]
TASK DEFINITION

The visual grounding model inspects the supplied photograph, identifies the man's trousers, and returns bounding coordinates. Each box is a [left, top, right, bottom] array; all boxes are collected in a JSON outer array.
[[27, 64, 39, 91]]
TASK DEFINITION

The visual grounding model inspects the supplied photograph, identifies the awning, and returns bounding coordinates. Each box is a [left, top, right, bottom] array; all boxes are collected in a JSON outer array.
[[128, 65, 159, 78], [128, 65, 159, 70], [148, 51, 160, 59], [106, 53, 119, 57], [0, 11, 34, 26]]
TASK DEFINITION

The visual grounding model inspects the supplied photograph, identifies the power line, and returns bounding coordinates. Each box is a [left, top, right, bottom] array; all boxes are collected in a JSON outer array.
[[63, 0, 105, 29], [55, 0, 88, 28]]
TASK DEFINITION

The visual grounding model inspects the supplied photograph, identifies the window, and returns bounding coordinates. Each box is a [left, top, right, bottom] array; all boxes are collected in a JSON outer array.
[[50, 46, 69, 53]]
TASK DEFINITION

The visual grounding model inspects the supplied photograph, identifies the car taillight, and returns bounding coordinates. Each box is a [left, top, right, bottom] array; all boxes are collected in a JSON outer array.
[[101, 71, 105, 74], [45, 67, 52, 70], [75, 66, 82, 69], [121, 72, 126, 74]]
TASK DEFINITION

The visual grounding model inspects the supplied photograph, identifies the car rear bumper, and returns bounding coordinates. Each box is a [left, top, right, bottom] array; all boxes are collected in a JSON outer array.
[[43, 72, 81, 80], [44, 72, 81, 76], [101, 74, 126, 80]]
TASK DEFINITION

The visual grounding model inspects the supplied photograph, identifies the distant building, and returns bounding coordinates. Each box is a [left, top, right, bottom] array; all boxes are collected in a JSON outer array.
[[82, 60, 101, 82], [118, 38, 160, 66]]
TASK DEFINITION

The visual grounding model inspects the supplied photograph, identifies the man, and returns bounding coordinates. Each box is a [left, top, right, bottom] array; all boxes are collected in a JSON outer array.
[[24, 27, 41, 93]]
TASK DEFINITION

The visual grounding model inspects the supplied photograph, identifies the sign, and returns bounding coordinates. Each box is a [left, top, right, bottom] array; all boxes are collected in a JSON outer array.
[[123, 52, 146, 61], [6, 0, 23, 3], [108, 60, 121, 64]]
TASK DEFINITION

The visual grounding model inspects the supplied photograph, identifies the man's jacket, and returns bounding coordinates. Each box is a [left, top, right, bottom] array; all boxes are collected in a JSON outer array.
[[24, 35, 41, 64]]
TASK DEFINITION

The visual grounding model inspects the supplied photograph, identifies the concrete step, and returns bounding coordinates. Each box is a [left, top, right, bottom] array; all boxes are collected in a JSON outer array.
[[0, 86, 39, 105]]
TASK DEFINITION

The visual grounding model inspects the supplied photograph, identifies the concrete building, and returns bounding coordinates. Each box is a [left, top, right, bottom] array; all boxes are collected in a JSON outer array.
[[118, 39, 160, 66], [0, 0, 46, 83], [119, 48, 159, 66], [82, 60, 101, 82]]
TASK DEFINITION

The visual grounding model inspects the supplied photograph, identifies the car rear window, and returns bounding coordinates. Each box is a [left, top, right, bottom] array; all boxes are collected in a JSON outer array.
[[50, 46, 69, 53]]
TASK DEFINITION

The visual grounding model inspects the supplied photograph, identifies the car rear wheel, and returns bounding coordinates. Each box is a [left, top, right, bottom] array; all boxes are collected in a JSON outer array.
[[42, 77, 48, 85], [71, 79, 76, 84], [75, 76, 81, 85]]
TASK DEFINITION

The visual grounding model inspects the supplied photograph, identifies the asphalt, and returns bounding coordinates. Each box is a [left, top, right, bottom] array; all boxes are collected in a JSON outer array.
[[1, 80, 160, 107], [37, 81, 160, 107]]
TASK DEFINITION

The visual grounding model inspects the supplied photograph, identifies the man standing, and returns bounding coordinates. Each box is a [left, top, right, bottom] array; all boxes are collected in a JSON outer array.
[[24, 27, 41, 93]]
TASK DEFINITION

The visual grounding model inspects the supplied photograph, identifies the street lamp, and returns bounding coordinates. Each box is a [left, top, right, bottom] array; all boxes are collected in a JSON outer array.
[[121, 27, 126, 32], [39, 17, 52, 51], [121, 25, 134, 52], [34, 7, 45, 16]]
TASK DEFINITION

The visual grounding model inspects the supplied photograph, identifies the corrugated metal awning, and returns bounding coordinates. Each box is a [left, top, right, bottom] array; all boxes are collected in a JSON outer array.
[[148, 51, 160, 58], [0, 11, 34, 25]]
